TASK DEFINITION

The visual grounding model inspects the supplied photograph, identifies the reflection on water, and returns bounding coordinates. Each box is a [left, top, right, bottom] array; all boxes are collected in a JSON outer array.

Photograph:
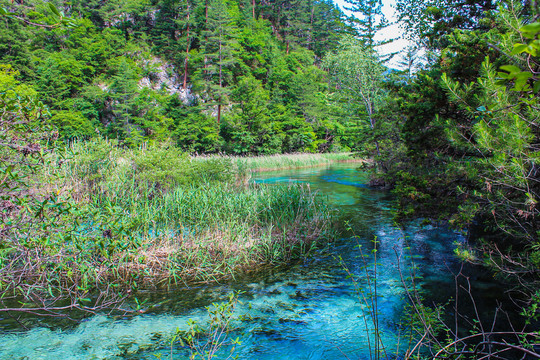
[[0, 164, 467, 359]]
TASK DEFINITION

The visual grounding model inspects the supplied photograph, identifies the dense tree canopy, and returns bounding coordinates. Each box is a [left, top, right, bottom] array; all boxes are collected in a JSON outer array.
[[0, 0, 354, 153]]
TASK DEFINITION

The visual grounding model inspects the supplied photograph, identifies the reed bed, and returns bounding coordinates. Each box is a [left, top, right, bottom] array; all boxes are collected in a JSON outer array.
[[196, 152, 362, 173], [89, 182, 334, 282], [30, 139, 338, 290]]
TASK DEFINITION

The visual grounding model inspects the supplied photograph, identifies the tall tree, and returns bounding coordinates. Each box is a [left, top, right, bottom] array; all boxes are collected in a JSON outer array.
[[343, 0, 389, 48], [323, 36, 386, 159], [195, 0, 239, 124], [395, 0, 497, 48], [172, 0, 194, 90], [396, 45, 422, 79], [310, 0, 351, 57], [109, 58, 140, 141]]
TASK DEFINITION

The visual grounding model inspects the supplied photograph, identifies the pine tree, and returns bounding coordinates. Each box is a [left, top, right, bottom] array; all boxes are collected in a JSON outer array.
[[396, 45, 422, 79], [311, 0, 351, 57], [284, 0, 311, 52], [151, 0, 184, 62], [394, 0, 496, 47], [196, 0, 239, 124], [109, 59, 139, 141], [343, 0, 389, 48], [172, 0, 194, 89]]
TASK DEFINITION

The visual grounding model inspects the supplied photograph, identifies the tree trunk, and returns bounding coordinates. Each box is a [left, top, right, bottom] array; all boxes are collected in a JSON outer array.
[[308, 1, 314, 49], [218, 28, 223, 124], [183, 2, 191, 90], [368, 104, 380, 157], [204, 0, 208, 74]]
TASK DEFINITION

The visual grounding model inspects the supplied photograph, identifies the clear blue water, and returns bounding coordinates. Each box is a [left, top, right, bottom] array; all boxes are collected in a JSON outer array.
[[0, 164, 475, 359]]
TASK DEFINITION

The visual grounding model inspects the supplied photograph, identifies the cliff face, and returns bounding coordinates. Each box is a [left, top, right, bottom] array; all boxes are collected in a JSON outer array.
[[138, 58, 196, 105]]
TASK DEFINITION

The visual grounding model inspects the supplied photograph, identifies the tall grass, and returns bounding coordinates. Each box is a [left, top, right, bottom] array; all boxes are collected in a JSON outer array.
[[88, 182, 334, 282], [37, 138, 337, 287], [197, 152, 362, 173]]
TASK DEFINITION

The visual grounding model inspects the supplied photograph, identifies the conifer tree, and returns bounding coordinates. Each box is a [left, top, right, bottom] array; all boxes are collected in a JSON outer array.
[[343, 0, 389, 48], [109, 59, 139, 141], [395, 0, 496, 47], [172, 0, 194, 89], [151, 0, 184, 62], [284, 0, 311, 52], [196, 0, 239, 124], [396, 45, 422, 79], [311, 0, 352, 57]]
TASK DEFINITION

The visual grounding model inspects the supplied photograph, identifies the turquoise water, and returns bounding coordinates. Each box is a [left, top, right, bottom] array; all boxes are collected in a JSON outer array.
[[0, 165, 473, 359]]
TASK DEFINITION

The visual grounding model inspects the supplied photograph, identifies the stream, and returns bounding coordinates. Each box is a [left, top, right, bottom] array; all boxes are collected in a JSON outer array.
[[0, 164, 505, 359]]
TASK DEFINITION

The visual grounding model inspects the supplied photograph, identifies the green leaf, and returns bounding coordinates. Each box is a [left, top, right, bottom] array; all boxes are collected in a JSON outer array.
[[511, 43, 528, 55], [499, 65, 521, 75], [520, 22, 540, 34], [515, 72, 532, 81], [533, 80, 540, 94], [48, 3, 61, 17]]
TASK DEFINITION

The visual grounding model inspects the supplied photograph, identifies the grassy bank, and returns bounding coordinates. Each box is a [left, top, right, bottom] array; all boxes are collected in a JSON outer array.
[[198, 152, 362, 173], [1, 139, 338, 313]]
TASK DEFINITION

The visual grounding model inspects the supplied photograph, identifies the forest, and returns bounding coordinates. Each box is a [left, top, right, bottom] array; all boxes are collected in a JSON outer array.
[[0, 0, 539, 358], [1, 0, 356, 153]]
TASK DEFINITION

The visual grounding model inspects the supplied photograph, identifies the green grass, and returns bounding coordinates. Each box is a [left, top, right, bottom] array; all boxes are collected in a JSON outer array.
[[196, 152, 362, 173], [83, 180, 334, 282], [1, 139, 342, 314], [0, 136, 348, 317], [21, 139, 339, 292]]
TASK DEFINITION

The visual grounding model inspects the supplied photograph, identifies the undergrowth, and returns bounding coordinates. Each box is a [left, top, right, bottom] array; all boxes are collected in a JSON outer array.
[[1, 138, 337, 315]]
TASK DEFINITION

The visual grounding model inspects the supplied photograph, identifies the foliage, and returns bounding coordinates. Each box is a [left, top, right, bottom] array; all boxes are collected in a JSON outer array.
[[343, 0, 389, 48], [1, 2, 76, 29], [3, 0, 540, 355], [323, 36, 389, 170], [170, 292, 242, 360], [439, 18, 539, 299], [210, 152, 356, 173], [0, 0, 354, 154], [0, 134, 337, 316], [2, 2, 346, 306], [0, 65, 135, 316], [394, 0, 496, 48], [388, 0, 540, 331]]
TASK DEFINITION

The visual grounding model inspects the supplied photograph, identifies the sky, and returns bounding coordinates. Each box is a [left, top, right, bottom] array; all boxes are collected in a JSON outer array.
[[333, 0, 412, 68]]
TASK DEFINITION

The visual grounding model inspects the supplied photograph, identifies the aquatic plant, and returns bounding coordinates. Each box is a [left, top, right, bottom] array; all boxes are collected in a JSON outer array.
[[166, 292, 243, 360], [0, 138, 337, 318]]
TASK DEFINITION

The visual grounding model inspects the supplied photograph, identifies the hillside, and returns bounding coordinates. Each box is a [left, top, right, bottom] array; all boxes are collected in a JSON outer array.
[[0, 0, 358, 154]]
